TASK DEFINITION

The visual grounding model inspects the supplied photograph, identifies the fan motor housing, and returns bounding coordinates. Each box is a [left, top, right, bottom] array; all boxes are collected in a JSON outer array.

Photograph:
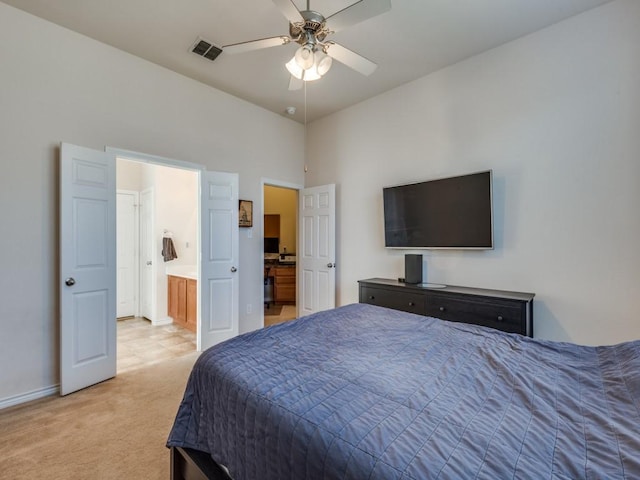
[[290, 10, 328, 43]]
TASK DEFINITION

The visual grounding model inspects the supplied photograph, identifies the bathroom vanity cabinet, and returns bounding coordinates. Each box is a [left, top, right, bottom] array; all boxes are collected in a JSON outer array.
[[273, 266, 296, 304], [168, 275, 197, 332]]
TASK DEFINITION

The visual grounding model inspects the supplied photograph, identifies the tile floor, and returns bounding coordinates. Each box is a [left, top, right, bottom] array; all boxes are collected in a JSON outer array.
[[117, 317, 196, 373], [117, 306, 297, 373]]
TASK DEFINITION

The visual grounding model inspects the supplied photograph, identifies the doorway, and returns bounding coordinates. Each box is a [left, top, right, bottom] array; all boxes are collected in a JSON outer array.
[[263, 184, 298, 327], [115, 157, 198, 372], [60, 143, 240, 393]]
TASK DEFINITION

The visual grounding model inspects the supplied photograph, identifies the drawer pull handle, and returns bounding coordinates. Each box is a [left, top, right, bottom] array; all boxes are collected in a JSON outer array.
[[369, 296, 375, 300], [497, 315, 504, 322], [408, 302, 414, 306], [439, 306, 445, 312]]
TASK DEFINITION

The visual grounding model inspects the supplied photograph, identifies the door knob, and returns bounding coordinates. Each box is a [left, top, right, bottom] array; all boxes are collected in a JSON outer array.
[[327, 263, 335, 268], [146, 261, 152, 266], [65, 277, 76, 287], [231, 266, 237, 272]]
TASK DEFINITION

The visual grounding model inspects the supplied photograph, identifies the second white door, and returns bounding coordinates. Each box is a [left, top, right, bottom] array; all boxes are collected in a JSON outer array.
[[116, 190, 139, 318], [298, 184, 336, 317], [139, 188, 154, 321], [199, 171, 239, 351]]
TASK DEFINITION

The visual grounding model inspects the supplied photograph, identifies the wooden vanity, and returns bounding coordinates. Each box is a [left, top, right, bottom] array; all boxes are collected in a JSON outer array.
[[267, 266, 296, 304], [168, 275, 197, 332]]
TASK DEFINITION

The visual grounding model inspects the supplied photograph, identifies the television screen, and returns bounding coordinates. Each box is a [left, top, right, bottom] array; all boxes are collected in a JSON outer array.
[[383, 170, 493, 249]]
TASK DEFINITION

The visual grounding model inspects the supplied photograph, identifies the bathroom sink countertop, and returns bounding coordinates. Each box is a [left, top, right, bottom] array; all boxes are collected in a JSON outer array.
[[165, 265, 198, 280]]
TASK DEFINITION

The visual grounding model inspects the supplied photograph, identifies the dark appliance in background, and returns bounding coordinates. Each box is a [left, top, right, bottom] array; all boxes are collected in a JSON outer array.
[[264, 237, 279, 254], [264, 237, 279, 308]]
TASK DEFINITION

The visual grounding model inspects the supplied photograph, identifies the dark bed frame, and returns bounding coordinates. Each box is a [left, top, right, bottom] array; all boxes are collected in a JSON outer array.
[[170, 446, 232, 480]]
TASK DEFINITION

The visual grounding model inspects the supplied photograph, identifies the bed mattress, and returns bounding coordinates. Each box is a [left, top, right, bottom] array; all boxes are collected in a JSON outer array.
[[167, 303, 640, 479]]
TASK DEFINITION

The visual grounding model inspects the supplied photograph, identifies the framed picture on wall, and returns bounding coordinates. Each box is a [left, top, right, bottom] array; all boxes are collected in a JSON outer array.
[[239, 200, 253, 228]]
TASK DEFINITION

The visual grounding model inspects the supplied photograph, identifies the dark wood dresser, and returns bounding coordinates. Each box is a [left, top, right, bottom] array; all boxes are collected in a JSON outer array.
[[358, 278, 535, 337]]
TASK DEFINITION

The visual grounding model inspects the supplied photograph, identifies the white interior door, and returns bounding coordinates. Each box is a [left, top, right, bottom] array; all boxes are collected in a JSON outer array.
[[60, 143, 116, 396], [299, 184, 336, 317], [139, 188, 154, 321], [200, 171, 239, 351], [116, 190, 138, 318]]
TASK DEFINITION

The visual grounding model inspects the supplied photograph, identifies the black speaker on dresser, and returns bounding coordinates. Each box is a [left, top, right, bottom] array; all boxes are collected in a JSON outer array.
[[404, 254, 423, 284]]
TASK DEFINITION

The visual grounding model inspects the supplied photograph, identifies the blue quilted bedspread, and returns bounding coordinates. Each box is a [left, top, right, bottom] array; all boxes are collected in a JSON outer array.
[[167, 303, 640, 479]]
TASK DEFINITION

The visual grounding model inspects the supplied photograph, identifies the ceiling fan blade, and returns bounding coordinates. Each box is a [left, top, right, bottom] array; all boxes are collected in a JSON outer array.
[[325, 42, 377, 76], [272, 0, 304, 24], [223, 36, 290, 55], [326, 0, 391, 33], [288, 75, 303, 91]]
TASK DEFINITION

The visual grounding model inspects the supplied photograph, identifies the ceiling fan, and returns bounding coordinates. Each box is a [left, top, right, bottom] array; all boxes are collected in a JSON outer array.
[[222, 0, 391, 90]]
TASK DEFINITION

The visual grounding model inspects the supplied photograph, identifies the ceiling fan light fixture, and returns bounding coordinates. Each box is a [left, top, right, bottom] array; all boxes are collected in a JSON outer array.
[[286, 56, 304, 80], [294, 45, 315, 70], [302, 63, 321, 81], [286, 54, 324, 82], [223, 0, 388, 91], [316, 52, 332, 76]]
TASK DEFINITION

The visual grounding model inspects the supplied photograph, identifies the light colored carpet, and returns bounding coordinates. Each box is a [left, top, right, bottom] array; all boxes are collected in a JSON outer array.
[[0, 351, 199, 479]]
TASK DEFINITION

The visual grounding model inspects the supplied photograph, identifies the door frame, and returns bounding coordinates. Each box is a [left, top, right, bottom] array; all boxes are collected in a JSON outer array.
[[260, 178, 303, 327], [107, 147, 205, 338]]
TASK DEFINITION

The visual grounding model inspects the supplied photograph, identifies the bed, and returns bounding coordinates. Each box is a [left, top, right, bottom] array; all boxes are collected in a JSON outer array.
[[167, 303, 640, 479]]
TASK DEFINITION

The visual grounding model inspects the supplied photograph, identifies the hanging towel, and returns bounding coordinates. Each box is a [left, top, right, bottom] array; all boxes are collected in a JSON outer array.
[[162, 237, 178, 262]]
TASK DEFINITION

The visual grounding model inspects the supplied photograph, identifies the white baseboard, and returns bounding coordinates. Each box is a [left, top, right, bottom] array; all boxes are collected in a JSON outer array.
[[153, 316, 173, 326], [0, 384, 59, 410]]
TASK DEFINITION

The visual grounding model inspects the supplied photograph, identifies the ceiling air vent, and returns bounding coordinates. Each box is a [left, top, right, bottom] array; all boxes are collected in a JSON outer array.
[[190, 37, 222, 62]]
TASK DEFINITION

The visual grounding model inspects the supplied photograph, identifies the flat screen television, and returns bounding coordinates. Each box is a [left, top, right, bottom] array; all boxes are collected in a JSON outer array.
[[383, 170, 493, 249]]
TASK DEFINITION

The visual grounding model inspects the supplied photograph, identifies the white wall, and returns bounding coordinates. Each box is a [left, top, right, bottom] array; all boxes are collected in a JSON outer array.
[[154, 164, 199, 323], [0, 4, 303, 405], [116, 159, 143, 191], [305, 0, 640, 346], [155, 165, 199, 267]]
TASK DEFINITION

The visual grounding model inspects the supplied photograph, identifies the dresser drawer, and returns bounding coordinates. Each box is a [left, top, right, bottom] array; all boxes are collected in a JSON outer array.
[[360, 286, 425, 316], [425, 294, 524, 334], [358, 279, 534, 336]]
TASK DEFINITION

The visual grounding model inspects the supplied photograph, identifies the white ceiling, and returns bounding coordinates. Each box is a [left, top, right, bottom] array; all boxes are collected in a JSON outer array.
[[3, 0, 612, 122]]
